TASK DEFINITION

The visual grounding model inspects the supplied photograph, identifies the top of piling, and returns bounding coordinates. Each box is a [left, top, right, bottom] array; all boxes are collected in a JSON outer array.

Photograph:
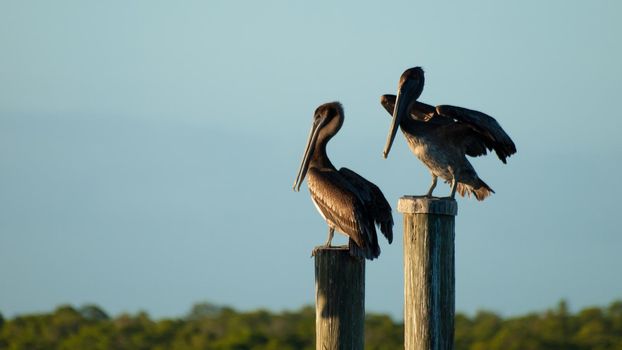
[[397, 196, 458, 216]]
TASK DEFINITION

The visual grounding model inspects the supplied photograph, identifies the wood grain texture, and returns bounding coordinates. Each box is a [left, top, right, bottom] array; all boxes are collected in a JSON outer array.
[[400, 197, 456, 350], [398, 196, 458, 216], [314, 247, 365, 350]]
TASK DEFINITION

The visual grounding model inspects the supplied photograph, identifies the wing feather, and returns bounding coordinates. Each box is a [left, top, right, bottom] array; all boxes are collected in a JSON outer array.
[[436, 105, 517, 163], [307, 168, 378, 258], [338, 168, 394, 244], [380, 95, 516, 163]]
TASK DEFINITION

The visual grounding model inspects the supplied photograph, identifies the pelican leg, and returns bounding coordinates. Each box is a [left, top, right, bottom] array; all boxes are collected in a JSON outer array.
[[425, 174, 438, 197], [324, 227, 335, 247], [449, 178, 458, 199], [312, 227, 335, 257]]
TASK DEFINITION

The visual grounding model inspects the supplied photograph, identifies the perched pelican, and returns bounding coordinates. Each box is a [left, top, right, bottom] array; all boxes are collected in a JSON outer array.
[[293, 102, 393, 260], [381, 67, 516, 200]]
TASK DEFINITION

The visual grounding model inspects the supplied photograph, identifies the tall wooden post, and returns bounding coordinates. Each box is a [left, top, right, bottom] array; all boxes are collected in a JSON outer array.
[[398, 196, 458, 350], [314, 246, 365, 350]]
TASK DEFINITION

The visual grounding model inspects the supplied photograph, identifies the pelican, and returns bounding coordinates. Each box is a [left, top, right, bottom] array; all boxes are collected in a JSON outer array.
[[381, 67, 516, 200], [293, 102, 393, 260]]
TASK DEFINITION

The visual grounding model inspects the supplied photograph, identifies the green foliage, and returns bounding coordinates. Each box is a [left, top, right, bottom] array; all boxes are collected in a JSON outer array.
[[1, 300, 622, 349], [78, 305, 110, 322]]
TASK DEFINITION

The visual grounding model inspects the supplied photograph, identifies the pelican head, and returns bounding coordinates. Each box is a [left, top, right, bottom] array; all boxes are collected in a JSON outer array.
[[293, 102, 344, 192], [382, 67, 425, 158]]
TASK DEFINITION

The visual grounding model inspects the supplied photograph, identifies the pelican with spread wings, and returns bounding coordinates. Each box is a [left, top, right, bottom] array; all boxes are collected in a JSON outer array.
[[381, 67, 516, 200]]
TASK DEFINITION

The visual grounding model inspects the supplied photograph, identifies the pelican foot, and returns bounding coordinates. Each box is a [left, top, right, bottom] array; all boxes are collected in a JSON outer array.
[[311, 245, 330, 257], [311, 247, 319, 258], [311, 244, 349, 257]]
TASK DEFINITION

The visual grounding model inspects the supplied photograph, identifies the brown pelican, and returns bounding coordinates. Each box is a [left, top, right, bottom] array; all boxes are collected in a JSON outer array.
[[293, 102, 393, 260], [381, 67, 516, 200]]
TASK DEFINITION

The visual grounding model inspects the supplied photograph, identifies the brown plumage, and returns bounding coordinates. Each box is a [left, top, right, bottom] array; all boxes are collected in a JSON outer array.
[[293, 102, 393, 260], [381, 67, 516, 200]]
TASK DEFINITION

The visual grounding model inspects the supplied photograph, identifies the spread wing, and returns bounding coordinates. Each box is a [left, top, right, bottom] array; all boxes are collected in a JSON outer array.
[[381, 94, 516, 162], [437, 122, 494, 159], [380, 94, 447, 125], [338, 167, 394, 244], [307, 168, 380, 259], [435, 105, 517, 163]]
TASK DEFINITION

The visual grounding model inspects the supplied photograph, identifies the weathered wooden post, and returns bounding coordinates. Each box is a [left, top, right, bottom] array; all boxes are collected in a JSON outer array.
[[314, 246, 365, 350], [398, 196, 457, 350]]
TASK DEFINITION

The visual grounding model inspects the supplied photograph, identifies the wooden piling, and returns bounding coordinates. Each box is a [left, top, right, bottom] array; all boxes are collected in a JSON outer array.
[[314, 246, 365, 350], [398, 196, 458, 350]]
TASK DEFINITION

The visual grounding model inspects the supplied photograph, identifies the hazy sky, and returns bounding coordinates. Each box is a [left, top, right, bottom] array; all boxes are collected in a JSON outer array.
[[1, 1, 621, 320]]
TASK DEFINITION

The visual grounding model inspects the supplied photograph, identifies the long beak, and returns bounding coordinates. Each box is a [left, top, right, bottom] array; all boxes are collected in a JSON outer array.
[[382, 89, 406, 158], [293, 116, 327, 191], [382, 80, 421, 158]]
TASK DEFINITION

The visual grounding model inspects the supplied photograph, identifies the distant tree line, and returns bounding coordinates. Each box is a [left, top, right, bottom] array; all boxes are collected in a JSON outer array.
[[1, 300, 621, 349]]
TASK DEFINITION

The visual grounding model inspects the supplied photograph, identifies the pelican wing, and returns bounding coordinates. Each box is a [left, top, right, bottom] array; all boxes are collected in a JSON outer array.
[[307, 168, 379, 258], [338, 167, 394, 244], [381, 95, 438, 122], [436, 105, 517, 163], [439, 122, 493, 159]]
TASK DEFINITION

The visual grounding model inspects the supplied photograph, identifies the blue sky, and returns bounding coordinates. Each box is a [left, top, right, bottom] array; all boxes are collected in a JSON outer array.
[[1, 1, 621, 319]]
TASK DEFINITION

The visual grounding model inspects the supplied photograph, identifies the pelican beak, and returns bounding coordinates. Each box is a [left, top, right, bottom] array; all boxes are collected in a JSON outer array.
[[382, 78, 422, 158], [293, 115, 328, 192]]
